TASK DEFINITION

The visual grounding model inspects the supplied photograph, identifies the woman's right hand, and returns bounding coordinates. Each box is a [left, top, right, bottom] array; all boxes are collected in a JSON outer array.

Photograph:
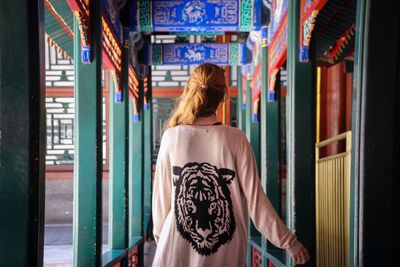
[[291, 244, 310, 265]]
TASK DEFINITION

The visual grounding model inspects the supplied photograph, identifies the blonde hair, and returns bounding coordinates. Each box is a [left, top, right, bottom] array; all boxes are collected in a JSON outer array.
[[165, 63, 227, 129]]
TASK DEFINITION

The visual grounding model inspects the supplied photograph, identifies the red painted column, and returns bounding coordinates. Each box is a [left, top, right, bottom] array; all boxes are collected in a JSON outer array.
[[320, 61, 347, 155]]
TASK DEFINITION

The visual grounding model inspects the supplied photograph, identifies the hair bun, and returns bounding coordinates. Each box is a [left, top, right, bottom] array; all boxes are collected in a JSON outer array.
[[200, 84, 207, 89]]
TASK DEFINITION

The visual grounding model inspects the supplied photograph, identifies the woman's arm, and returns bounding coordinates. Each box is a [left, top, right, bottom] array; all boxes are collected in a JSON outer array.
[[235, 133, 306, 258]]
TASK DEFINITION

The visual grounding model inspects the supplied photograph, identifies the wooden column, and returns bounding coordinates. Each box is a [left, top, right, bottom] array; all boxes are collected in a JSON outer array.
[[143, 70, 153, 238], [129, 96, 144, 239], [72, 1, 103, 265], [287, 0, 316, 265], [0, 1, 45, 266], [108, 38, 129, 250], [237, 68, 246, 131]]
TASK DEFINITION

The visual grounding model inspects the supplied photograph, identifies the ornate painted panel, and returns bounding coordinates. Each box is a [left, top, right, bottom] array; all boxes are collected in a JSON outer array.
[[269, 0, 288, 43], [144, 43, 250, 66], [133, 0, 255, 33]]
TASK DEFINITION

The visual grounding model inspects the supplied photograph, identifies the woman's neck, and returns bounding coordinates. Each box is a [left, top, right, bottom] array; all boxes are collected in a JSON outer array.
[[193, 114, 220, 126]]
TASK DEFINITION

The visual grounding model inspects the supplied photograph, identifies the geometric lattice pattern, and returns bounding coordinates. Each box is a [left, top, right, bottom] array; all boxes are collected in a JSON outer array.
[[46, 97, 107, 165], [45, 41, 74, 87]]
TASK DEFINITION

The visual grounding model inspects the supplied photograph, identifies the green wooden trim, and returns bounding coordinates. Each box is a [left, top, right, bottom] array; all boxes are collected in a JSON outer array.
[[0, 1, 45, 265], [108, 47, 129, 250], [102, 237, 144, 267], [143, 71, 153, 237], [286, 0, 316, 266], [72, 1, 103, 265]]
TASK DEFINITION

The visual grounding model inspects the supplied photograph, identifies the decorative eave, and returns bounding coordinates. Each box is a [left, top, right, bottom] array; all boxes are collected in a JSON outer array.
[[299, 0, 329, 62], [268, 11, 288, 94], [319, 23, 356, 65], [44, 0, 74, 58]]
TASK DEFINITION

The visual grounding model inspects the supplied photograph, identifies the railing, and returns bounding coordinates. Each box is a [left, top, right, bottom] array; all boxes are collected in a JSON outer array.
[[315, 131, 351, 267], [102, 237, 143, 267]]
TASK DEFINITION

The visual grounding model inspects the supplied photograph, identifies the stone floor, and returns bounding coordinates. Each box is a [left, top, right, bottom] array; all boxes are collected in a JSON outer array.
[[44, 224, 156, 267]]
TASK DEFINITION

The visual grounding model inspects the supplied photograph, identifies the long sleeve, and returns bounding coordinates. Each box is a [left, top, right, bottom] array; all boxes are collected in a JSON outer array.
[[152, 133, 172, 243], [235, 133, 302, 256]]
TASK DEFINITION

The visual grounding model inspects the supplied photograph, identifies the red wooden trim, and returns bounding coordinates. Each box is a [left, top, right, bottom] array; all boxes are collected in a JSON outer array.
[[46, 87, 73, 97], [229, 87, 238, 97], [45, 87, 110, 97], [252, 62, 263, 101], [152, 87, 182, 97]]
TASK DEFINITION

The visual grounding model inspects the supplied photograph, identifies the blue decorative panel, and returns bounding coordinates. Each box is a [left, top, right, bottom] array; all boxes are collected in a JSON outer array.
[[153, 0, 238, 32], [163, 43, 229, 65], [269, 0, 288, 42], [143, 43, 251, 65], [130, 0, 256, 33]]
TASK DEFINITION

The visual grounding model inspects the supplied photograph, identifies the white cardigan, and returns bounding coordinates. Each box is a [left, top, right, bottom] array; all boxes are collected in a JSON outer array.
[[152, 116, 301, 267]]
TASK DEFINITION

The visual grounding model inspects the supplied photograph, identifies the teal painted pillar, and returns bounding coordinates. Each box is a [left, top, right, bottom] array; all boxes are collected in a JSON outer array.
[[246, 78, 261, 171], [245, 73, 261, 267], [260, 43, 282, 266], [245, 78, 252, 141], [265, 75, 282, 213], [286, 0, 316, 266], [129, 96, 144, 239], [0, 1, 45, 266], [109, 38, 129, 251], [143, 71, 153, 237], [237, 67, 246, 131], [72, 1, 103, 265]]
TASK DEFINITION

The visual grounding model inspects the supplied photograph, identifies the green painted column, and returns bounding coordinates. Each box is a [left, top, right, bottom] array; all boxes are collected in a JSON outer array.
[[129, 96, 144, 239], [72, 1, 103, 266], [265, 76, 282, 213], [260, 42, 282, 266], [0, 1, 45, 266], [109, 39, 129, 250], [237, 67, 246, 131], [143, 70, 153, 237], [286, 0, 316, 266], [128, 87, 145, 265], [245, 73, 262, 267]]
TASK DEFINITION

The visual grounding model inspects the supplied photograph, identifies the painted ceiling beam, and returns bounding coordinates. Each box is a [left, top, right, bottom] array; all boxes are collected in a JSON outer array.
[[130, 0, 260, 33], [141, 43, 251, 66]]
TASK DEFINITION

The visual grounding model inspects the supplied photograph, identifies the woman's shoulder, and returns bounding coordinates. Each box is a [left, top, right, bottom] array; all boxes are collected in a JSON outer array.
[[221, 125, 247, 139]]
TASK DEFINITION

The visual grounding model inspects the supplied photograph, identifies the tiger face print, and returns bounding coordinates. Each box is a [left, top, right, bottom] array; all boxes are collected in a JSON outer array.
[[172, 162, 236, 256]]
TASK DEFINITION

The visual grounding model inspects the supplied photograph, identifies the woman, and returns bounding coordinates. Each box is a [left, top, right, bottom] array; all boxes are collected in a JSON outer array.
[[152, 63, 309, 266]]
